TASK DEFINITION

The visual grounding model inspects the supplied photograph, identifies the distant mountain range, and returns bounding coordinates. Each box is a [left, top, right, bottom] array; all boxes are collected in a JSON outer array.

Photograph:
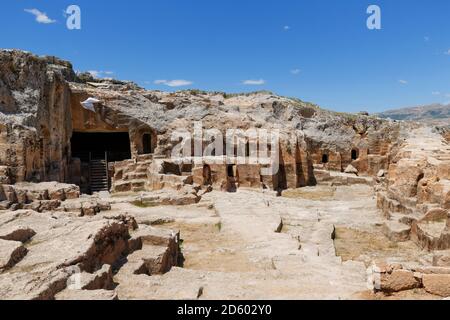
[[378, 103, 450, 125]]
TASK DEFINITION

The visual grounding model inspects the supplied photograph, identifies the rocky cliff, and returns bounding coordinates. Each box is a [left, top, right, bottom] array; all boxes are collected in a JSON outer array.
[[0, 49, 402, 187], [0, 50, 74, 183]]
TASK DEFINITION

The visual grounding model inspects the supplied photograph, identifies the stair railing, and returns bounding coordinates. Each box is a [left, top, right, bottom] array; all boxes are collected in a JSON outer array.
[[105, 150, 109, 190]]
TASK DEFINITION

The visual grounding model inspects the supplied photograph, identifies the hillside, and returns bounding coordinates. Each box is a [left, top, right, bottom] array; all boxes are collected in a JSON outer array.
[[378, 103, 450, 125]]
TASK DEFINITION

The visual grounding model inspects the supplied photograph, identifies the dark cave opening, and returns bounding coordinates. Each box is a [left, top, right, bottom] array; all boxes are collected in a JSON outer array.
[[71, 132, 132, 162]]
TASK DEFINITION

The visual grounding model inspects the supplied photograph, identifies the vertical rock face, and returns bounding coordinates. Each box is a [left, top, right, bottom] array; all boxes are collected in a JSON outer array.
[[0, 49, 403, 193], [0, 50, 74, 184]]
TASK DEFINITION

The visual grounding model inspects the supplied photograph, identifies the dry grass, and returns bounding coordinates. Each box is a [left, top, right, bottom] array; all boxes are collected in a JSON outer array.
[[155, 221, 262, 273], [130, 200, 159, 208], [282, 186, 336, 200], [334, 227, 422, 266]]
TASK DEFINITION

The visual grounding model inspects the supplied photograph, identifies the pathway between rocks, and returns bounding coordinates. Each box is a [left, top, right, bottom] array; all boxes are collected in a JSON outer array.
[[115, 185, 400, 299]]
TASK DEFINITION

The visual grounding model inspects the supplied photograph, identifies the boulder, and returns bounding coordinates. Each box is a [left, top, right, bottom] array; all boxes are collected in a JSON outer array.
[[382, 221, 411, 241], [117, 245, 173, 278], [67, 264, 114, 291], [38, 200, 62, 212], [344, 165, 358, 175], [422, 274, 450, 297], [129, 225, 180, 249], [379, 269, 421, 293], [377, 170, 386, 178], [0, 201, 12, 210]]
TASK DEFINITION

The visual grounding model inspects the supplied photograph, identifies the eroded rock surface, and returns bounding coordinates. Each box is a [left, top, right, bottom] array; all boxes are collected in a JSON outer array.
[[0, 205, 180, 300], [1, 49, 450, 300]]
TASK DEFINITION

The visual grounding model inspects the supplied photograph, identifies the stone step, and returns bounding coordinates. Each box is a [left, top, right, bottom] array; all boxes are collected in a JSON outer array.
[[382, 220, 411, 242], [115, 244, 177, 284]]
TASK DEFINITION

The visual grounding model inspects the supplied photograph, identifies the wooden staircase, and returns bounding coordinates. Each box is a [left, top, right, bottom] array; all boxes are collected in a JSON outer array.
[[90, 158, 109, 193]]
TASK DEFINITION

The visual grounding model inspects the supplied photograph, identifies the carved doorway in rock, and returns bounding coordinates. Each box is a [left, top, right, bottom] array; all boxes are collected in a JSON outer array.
[[71, 132, 132, 162], [203, 164, 212, 186], [142, 133, 153, 154]]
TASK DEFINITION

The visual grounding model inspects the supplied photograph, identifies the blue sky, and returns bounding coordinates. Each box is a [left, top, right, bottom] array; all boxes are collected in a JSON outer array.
[[1, 0, 450, 113]]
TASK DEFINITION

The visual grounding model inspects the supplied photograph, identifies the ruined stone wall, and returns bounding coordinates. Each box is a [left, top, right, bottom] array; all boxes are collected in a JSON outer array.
[[377, 126, 450, 250], [111, 155, 153, 193], [306, 116, 398, 177]]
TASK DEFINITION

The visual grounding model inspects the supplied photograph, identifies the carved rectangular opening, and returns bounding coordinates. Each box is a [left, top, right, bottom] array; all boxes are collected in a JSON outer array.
[[71, 132, 131, 162]]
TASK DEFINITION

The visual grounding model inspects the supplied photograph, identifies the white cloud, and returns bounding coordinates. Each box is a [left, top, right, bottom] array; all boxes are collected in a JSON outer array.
[[424, 36, 430, 42], [24, 9, 56, 24], [445, 49, 450, 55], [283, 26, 290, 31], [87, 70, 114, 78], [432, 91, 441, 95], [154, 80, 193, 87], [290, 69, 301, 75], [242, 79, 266, 85], [398, 79, 408, 85]]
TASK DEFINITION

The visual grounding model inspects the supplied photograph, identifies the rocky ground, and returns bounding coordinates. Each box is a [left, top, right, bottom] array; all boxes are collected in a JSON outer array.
[[1, 125, 449, 300], [0, 173, 448, 300], [106, 181, 443, 300]]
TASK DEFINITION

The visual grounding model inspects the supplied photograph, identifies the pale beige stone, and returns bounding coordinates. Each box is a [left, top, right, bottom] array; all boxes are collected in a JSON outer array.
[[423, 274, 450, 297]]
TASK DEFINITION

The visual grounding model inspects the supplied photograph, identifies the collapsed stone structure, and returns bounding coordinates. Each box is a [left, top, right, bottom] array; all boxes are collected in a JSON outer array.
[[0, 49, 449, 299]]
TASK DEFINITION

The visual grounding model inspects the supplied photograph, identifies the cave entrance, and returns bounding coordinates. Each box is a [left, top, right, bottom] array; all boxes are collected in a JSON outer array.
[[71, 132, 132, 162], [71, 132, 132, 194], [203, 164, 212, 185], [227, 165, 235, 178]]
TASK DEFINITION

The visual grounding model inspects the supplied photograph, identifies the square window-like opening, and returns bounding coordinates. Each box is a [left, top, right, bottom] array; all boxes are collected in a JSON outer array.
[[227, 165, 235, 177]]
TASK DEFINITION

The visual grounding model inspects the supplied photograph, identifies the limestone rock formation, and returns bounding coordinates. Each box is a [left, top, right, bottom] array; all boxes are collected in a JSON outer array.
[[1, 49, 450, 300]]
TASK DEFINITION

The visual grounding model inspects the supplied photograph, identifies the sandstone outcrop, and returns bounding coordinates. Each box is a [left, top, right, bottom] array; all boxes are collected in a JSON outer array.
[[1, 49, 400, 195], [1, 49, 450, 300], [0, 50, 74, 184], [0, 205, 180, 300]]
